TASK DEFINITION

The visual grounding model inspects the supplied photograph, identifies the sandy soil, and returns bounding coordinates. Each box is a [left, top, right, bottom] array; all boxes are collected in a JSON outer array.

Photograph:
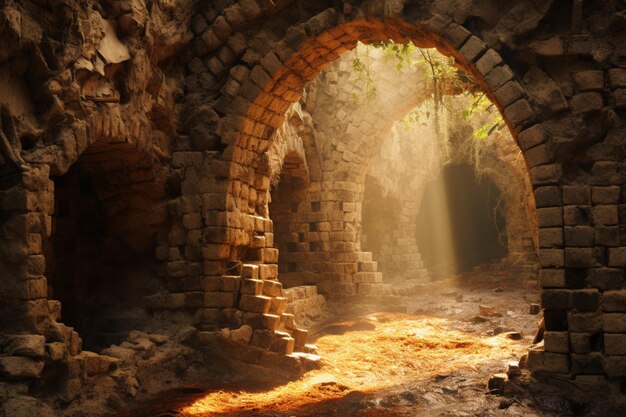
[[118, 272, 626, 417]]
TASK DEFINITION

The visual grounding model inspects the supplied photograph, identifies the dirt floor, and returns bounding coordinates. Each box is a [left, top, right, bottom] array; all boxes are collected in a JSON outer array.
[[118, 270, 626, 417]]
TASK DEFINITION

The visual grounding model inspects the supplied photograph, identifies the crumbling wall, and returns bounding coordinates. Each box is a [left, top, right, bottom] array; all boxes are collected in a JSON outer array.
[[0, 1, 625, 413], [183, 0, 626, 389]]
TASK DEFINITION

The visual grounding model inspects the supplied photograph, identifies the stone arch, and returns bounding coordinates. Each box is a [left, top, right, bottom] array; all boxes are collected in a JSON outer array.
[[186, 9, 547, 316], [201, 16, 544, 260], [178, 0, 625, 382]]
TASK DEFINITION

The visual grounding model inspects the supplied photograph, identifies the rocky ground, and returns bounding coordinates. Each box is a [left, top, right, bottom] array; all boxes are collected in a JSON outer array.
[[117, 269, 626, 417]]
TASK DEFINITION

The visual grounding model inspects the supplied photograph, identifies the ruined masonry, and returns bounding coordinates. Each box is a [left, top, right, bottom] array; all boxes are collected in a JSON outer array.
[[1, 0, 626, 414]]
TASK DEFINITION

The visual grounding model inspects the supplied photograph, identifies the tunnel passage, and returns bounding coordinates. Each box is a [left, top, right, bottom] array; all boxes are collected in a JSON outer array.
[[416, 163, 507, 278], [268, 151, 310, 289], [44, 147, 167, 351]]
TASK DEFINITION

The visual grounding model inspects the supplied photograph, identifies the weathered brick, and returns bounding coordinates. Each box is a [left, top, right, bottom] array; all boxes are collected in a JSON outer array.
[[571, 92, 603, 113], [537, 207, 563, 227], [604, 314, 626, 332], [607, 247, 626, 267], [517, 125, 546, 151], [570, 290, 600, 311], [544, 331, 569, 353], [607, 68, 626, 88], [542, 290, 570, 309], [504, 99, 534, 126], [573, 70, 604, 91], [562, 186, 590, 205], [543, 352, 570, 374], [540, 269, 566, 288], [565, 248, 595, 268], [239, 294, 271, 313], [602, 290, 626, 312], [459, 36, 486, 62], [476, 49, 502, 76], [568, 313, 602, 332], [604, 334, 626, 355], [564, 226, 594, 246], [587, 268, 623, 290]]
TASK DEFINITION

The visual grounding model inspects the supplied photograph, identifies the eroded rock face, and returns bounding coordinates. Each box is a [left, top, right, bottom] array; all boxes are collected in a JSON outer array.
[[1, 0, 626, 415]]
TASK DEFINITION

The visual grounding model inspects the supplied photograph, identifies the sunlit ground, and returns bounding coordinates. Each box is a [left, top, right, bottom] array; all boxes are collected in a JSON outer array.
[[181, 312, 527, 416]]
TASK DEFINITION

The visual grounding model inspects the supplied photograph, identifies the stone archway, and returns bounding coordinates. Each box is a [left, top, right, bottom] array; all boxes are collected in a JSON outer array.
[[180, 1, 619, 383]]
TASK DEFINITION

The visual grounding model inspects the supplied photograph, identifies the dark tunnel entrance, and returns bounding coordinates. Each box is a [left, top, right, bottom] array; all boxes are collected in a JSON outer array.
[[44, 152, 166, 351], [416, 163, 507, 278]]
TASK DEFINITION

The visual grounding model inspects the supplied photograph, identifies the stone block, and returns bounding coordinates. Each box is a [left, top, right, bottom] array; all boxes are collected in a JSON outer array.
[[476, 50, 502, 76], [0, 357, 43, 380], [240, 278, 263, 296], [544, 331, 569, 353], [608, 247, 626, 267], [602, 290, 626, 312], [587, 268, 623, 290], [269, 296, 288, 315], [543, 352, 570, 374], [270, 333, 295, 355], [592, 186, 620, 204], [562, 186, 590, 205], [535, 186, 561, 207], [495, 81, 525, 107], [604, 334, 626, 355], [239, 294, 271, 314], [230, 325, 253, 344], [613, 88, 626, 109], [592, 205, 618, 226], [540, 269, 566, 288], [565, 248, 595, 268], [571, 352, 603, 375], [542, 290, 569, 309], [292, 328, 308, 350], [443, 23, 471, 49], [262, 280, 283, 297], [241, 264, 259, 279], [571, 92, 603, 113], [4, 335, 45, 358], [486, 65, 514, 90], [537, 207, 563, 227], [603, 355, 626, 378], [570, 290, 599, 311], [539, 248, 564, 268], [504, 99, 534, 126], [220, 275, 241, 292], [1, 396, 56, 417], [204, 292, 236, 308], [568, 312, 602, 332], [539, 228, 562, 247], [604, 314, 626, 332], [608, 68, 626, 88], [573, 70, 604, 91], [517, 125, 546, 150], [564, 226, 594, 247], [569, 332, 592, 354]]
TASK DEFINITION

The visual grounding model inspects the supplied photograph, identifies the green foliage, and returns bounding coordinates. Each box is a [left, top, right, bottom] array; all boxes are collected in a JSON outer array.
[[399, 106, 431, 131], [349, 41, 503, 142], [351, 46, 377, 104], [463, 94, 504, 140]]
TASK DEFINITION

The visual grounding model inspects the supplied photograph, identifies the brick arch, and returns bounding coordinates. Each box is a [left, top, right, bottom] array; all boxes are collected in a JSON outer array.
[[185, 4, 590, 379], [215, 17, 544, 234]]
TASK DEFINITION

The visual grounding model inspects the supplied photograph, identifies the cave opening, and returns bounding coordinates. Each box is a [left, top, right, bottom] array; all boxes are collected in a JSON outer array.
[[416, 163, 507, 278]]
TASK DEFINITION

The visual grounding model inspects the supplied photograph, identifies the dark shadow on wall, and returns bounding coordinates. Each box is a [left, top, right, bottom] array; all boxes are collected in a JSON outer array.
[[44, 163, 162, 351], [416, 163, 507, 277], [268, 152, 309, 288]]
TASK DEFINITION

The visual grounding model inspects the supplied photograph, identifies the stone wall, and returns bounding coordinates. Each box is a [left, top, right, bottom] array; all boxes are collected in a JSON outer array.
[[362, 96, 538, 280], [0, 0, 626, 412]]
